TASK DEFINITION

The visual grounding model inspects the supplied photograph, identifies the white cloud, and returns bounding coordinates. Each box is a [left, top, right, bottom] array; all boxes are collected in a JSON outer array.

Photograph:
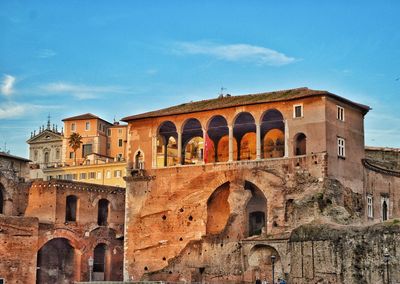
[[1, 74, 16, 96], [172, 41, 296, 66], [37, 49, 57, 58], [0, 103, 60, 119], [40, 82, 130, 100]]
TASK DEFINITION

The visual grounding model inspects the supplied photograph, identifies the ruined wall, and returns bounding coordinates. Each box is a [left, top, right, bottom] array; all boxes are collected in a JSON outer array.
[[365, 147, 400, 171], [289, 221, 400, 284], [124, 153, 363, 282], [0, 215, 39, 284]]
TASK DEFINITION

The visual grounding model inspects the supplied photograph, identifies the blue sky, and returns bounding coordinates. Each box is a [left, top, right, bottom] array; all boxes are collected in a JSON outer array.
[[1, 1, 399, 157]]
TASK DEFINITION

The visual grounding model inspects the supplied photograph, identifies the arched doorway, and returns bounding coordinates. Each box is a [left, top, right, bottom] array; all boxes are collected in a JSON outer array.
[[93, 243, 108, 281], [233, 112, 256, 161], [294, 133, 306, 156], [36, 238, 75, 284], [248, 245, 283, 283], [245, 181, 267, 237], [206, 182, 231, 234]]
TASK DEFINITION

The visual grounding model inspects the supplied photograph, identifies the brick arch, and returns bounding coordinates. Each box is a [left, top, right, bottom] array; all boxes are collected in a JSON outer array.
[[38, 228, 84, 251], [91, 195, 118, 210]]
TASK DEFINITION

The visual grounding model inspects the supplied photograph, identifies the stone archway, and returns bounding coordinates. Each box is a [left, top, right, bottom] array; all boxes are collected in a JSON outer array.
[[248, 244, 283, 283], [36, 238, 76, 284]]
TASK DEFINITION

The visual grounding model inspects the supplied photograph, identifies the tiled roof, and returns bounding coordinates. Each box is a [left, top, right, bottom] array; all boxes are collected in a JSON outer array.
[[0, 151, 31, 162], [62, 113, 112, 124], [121, 87, 370, 122]]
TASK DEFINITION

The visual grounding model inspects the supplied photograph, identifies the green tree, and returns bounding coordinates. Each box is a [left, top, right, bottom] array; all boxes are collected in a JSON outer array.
[[68, 132, 82, 165]]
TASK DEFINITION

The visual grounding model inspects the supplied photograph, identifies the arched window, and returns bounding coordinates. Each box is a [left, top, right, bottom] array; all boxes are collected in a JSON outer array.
[[182, 118, 203, 165], [98, 199, 109, 226], [261, 109, 285, 158], [93, 243, 107, 280], [157, 121, 178, 167], [44, 151, 50, 164], [56, 149, 60, 160], [382, 198, 389, 221], [294, 133, 307, 156], [34, 150, 38, 161], [233, 112, 256, 161], [206, 115, 229, 163], [245, 181, 267, 237], [65, 195, 78, 222]]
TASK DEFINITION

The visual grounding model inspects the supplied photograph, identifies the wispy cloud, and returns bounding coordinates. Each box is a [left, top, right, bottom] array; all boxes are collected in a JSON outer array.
[[37, 49, 57, 58], [172, 41, 296, 66], [40, 82, 130, 100], [1, 74, 16, 96], [0, 102, 59, 119]]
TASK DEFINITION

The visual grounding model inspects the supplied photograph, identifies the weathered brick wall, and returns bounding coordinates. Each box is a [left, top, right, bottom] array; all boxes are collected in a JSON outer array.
[[289, 221, 400, 284], [0, 215, 39, 284]]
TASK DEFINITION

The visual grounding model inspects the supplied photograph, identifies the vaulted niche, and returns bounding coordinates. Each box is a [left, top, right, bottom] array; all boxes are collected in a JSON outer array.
[[206, 115, 229, 163], [206, 182, 230, 234], [233, 112, 256, 161], [245, 181, 267, 237], [156, 121, 178, 167], [36, 238, 75, 284], [294, 132, 306, 156], [261, 109, 285, 159], [182, 118, 204, 165]]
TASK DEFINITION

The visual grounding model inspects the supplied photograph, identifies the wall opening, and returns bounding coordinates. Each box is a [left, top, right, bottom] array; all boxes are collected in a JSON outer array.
[[248, 245, 282, 282], [206, 182, 230, 234], [135, 150, 144, 169], [294, 133, 307, 156], [0, 183, 4, 214], [36, 238, 75, 284], [157, 121, 178, 167], [93, 243, 107, 281], [245, 181, 267, 237], [234, 112, 256, 160], [65, 195, 78, 222], [182, 118, 203, 165], [206, 115, 229, 163], [382, 199, 388, 221], [261, 109, 285, 158], [98, 199, 110, 226]]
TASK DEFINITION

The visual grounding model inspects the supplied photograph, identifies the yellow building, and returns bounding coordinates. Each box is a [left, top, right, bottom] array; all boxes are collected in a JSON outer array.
[[43, 160, 126, 187]]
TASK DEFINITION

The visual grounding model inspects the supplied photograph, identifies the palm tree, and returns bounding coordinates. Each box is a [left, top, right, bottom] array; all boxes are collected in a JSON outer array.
[[68, 132, 82, 165]]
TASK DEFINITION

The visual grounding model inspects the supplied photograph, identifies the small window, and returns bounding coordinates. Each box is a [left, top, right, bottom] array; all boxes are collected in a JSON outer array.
[[97, 172, 102, 179], [382, 198, 389, 221], [85, 121, 90, 131], [117, 153, 123, 161], [293, 104, 303, 118], [114, 170, 121, 178], [118, 139, 123, 147], [106, 170, 111, 179], [79, 173, 87, 180], [337, 137, 345, 158], [367, 195, 373, 218], [71, 123, 76, 132], [337, 106, 345, 121], [65, 195, 78, 222], [97, 199, 109, 226], [69, 152, 75, 159], [72, 174, 77, 180], [107, 129, 111, 136], [89, 172, 96, 179], [34, 150, 38, 161], [98, 123, 102, 131], [107, 143, 110, 150], [56, 149, 60, 159], [118, 129, 123, 135]]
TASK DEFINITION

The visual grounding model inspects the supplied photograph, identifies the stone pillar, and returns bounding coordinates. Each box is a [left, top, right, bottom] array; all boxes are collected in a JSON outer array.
[[74, 248, 82, 282], [202, 129, 206, 164], [151, 135, 157, 168], [284, 119, 289, 157], [177, 132, 182, 165], [256, 123, 261, 160], [228, 125, 233, 162]]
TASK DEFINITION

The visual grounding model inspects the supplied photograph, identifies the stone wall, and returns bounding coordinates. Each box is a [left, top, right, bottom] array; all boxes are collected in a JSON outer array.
[[0, 215, 39, 284], [289, 221, 400, 284]]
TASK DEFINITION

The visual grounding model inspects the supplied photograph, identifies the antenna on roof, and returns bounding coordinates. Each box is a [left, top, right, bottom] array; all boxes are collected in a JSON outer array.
[[219, 86, 227, 98]]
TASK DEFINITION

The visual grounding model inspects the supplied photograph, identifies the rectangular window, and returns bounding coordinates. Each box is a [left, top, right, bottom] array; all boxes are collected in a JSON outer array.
[[293, 104, 303, 118], [367, 195, 373, 218], [337, 105, 345, 121], [79, 173, 87, 180], [114, 170, 121, 178], [107, 129, 111, 136], [69, 152, 75, 159], [337, 137, 345, 158], [82, 144, 93, 157], [106, 170, 111, 179], [89, 172, 96, 179], [117, 153, 122, 161], [64, 174, 73, 181], [97, 172, 102, 179], [98, 123, 102, 131], [118, 129, 123, 135], [72, 174, 77, 180], [71, 123, 76, 132], [85, 121, 90, 131], [118, 139, 123, 147]]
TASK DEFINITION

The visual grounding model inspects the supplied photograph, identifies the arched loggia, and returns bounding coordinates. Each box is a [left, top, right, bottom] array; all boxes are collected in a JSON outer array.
[[206, 115, 229, 163], [261, 109, 285, 158], [156, 121, 178, 167], [182, 118, 204, 165], [233, 112, 256, 161]]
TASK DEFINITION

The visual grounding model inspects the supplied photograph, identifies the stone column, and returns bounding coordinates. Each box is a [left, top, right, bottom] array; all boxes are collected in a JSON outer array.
[[177, 131, 182, 165], [256, 123, 261, 160], [228, 125, 233, 162], [151, 135, 157, 168], [202, 129, 206, 164], [74, 249, 82, 282], [284, 119, 289, 157]]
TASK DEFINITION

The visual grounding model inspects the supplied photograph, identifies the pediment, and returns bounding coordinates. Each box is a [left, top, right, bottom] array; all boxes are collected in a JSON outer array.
[[27, 130, 63, 144]]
